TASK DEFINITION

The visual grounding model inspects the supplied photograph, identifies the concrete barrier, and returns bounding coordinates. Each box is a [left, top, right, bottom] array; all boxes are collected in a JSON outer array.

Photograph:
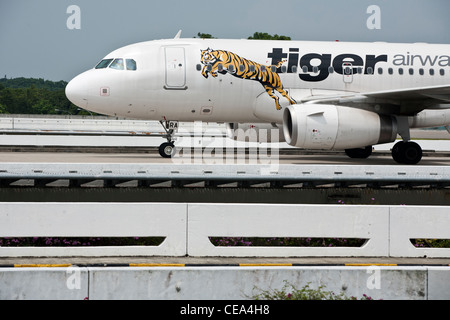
[[0, 203, 187, 257], [0, 117, 448, 151], [188, 204, 389, 257], [0, 267, 89, 300], [1, 203, 450, 258], [1, 265, 450, 300], [390, 206, 450, 258], [86, 266, 429, 300], [0, 117, 167, 133]]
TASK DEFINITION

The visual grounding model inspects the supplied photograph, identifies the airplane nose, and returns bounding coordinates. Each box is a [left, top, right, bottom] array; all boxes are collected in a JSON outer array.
[[65, 73, 88, 108]]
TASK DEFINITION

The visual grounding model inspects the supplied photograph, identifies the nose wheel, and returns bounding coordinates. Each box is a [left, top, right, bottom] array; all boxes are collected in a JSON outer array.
[[158, 120, 178, 158], [159, 142, 176, 158]]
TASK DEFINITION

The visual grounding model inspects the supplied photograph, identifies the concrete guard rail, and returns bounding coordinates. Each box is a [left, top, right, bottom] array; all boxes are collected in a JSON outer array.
[[1, 265, 449, 299], [0, 117, 225, 135], [1, 163, 450, 187], [0, 116, 449, 151], [1, 202, 450, 258], [0, 118, 228, 148]]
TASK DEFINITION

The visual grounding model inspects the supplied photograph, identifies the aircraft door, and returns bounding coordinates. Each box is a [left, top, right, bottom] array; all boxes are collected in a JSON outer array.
[[164, 47, 187, 89], [342, 62, 353, 83]]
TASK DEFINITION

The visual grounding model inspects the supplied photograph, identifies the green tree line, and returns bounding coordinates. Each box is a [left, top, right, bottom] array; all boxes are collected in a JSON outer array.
[[0, 77, 81, 115], [196, 32, 291, 40]]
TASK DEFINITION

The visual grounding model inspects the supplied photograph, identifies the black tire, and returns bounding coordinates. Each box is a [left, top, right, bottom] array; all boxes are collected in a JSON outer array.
[[402, 141, 422, 165], [345, 146, 373, 159], [391, 141, 405, 164], [391, 141, 422, 164], [159, 142, 175, 158]]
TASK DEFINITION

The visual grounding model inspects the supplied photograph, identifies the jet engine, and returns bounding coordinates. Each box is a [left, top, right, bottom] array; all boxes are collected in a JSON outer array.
[[226, 122, 285, 142], [282, 104, 397, 150]]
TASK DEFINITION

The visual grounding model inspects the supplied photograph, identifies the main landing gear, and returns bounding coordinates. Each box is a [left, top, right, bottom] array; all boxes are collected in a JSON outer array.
[[158, 120, 177, 158], [344, 116, 423, 165], [390, 116, 422, 165], [391, 140, 422, 165], [345, 141, 422, 164]]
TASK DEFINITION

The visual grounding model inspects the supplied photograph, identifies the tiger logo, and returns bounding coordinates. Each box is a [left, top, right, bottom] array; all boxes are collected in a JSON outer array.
[[200, 48, 296, 110]]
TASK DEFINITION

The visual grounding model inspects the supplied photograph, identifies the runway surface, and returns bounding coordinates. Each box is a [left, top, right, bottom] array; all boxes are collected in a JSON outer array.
[[0, 150, 449, 166]]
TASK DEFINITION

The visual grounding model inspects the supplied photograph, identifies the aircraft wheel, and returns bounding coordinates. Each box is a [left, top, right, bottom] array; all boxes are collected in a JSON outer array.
[[345, 146, 372, 159], [401, 141, 422, 164], [391, 141, 405, 163], [159, 142, 176, 158], [392, 141, 422, 165]]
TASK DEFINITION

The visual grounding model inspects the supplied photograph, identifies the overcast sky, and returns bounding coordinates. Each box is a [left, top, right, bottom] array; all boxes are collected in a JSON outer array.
[[1, 0, 449, 81]]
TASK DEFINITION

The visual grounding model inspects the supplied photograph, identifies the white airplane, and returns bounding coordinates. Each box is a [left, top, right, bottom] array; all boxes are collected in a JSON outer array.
[[65, 31, 450, 164]]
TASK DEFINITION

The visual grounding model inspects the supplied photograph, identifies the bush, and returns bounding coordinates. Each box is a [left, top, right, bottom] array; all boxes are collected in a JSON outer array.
[[251, 280, 374, 300]]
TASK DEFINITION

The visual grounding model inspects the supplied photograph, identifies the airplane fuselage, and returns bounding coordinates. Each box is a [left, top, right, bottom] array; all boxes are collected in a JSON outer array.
[[66, 38, 450, 123], [66, 38, 450, 163]]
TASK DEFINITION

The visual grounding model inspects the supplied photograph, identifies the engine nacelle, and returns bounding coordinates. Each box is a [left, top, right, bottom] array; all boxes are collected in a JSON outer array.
[[283, 104, 397, 150], [409, 109, 450, 128], [226, 122, 285, 142]]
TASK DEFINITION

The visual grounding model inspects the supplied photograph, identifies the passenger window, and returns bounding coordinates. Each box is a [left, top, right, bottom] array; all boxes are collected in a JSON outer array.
[[126, 59, 137, 70], [328, 66, 334, 73], [281, 65, 287, 73], [218, 64, 224, 72], [302, 66, 308, 73], [291, 66, 297, 73], [271, 66, 277, 72], [388, 68, 393, 75], [367, 67, 373, 75], [398, 68, 404, 75], [409, 68, 414, 75], [95, 59, 113, 69], [196, 64, 202, 71], [261, 66, 266, 72], [419, 69, 424, 75], [239, 65, 245, 72], [109, 58, 124, 70], [440, 69, 445, 76], [429, 69, 435, 76], [228, 65, 235, 73], [378, 68, 383, 75], [249, 65, 256, 72]]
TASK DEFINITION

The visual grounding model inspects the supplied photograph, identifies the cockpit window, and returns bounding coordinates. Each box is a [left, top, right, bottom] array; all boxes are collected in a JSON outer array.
[[96, 58, 137, 71], [126, 59, 137, 70], [109, 58, 124, 70], [95, 59, 113, 69]]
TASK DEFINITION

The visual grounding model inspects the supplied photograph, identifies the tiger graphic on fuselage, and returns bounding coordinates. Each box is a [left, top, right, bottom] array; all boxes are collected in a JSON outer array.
[[200, 48, 296, 110]]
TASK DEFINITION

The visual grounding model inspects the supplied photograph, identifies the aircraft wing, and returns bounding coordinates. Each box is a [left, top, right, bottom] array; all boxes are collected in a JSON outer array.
[[301, 84, 450, 114], [362, 84, 450, 103]]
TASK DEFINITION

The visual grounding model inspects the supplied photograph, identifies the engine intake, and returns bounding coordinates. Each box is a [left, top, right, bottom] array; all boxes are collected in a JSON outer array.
[[283, 104, 397, 149]]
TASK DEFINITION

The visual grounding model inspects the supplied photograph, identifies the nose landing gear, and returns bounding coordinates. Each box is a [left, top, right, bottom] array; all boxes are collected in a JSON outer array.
[[158, 120, 178, 158]]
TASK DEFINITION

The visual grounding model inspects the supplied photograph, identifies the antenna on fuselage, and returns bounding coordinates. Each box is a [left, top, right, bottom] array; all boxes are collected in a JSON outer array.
[[174, 30, 182, 39]]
